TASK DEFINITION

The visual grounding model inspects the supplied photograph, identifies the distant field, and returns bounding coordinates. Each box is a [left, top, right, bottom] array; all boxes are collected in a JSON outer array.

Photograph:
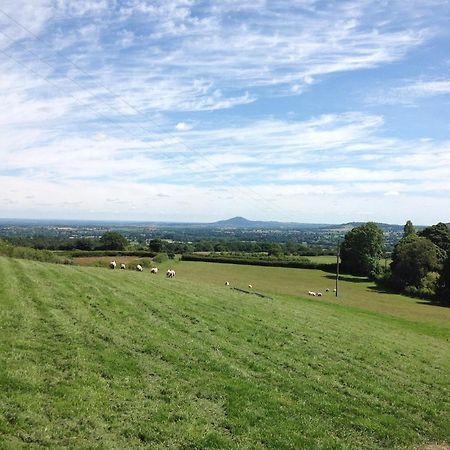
[[306, 255, 338, 264], [0, 256, 449, 449]]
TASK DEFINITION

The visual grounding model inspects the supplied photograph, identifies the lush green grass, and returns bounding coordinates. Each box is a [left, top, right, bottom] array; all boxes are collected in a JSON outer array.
[[0, 256, 449, 449], [170, 260, 450, 330]]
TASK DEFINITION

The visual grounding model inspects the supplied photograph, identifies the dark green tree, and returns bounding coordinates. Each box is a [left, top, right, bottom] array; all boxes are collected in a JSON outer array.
[[75, 237, 95, 250], [149, 239, 164, 253], [100, 231, 128, 250], [390, 234, 445, 292], [268, 243, 283, 257], [418, 222, 450, 255], [403, 220, 415, 238], [340, 222, 384, 277], [436, 256, 450, 306]]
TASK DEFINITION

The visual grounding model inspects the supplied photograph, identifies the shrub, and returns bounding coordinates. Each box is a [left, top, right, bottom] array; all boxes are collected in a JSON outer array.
[[153, 253, 169, 264], [0, 239, 72, 265]]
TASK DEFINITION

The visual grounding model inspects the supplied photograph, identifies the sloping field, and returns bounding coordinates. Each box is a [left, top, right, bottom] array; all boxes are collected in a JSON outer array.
[[0, 256, 449, 449], [170, 260, 450, 330]]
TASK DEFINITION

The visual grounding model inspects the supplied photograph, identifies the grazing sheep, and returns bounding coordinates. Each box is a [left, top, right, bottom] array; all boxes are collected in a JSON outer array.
[[166, 269, 175, 278], [333, 288, 337, 293], [248, 284, 253, 289], [308, 291, 314, 295], [225, 281, 230, 286], [136, 264, 143, 272], [317, 292, 323, 297], [120, 263, 126, 270], [310, 292, 316, 296], [326, 288, 330, 292], [150, 267, 158, 274], [110, 260, 117, 269]]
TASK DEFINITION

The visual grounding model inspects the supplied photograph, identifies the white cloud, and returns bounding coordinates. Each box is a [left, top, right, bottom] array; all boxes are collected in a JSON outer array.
[[175, 122, 192, 131], [368, 79, 450, 105]]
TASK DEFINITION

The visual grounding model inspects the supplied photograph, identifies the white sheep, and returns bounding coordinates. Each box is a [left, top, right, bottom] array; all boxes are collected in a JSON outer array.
[[333, 288, 337, 293], [248, 284, 253, 289], [120, 263, 126, 270], [110, 260, 117, 269], [150, 267, 158, 274], [326, 288, 330, 292], [225, 281, 230, 286], [136, 264, 143, 272], [317, 292, 323, 297], [166, 269, 175, 278]]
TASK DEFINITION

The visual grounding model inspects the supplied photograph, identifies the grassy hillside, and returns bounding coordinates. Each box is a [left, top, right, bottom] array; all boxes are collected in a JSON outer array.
[[0, 256, 449, 449], [168, 260, 450, 330]]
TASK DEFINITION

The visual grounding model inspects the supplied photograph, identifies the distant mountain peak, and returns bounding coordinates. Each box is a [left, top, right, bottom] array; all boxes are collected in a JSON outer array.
[[212, 216, 254, 227]]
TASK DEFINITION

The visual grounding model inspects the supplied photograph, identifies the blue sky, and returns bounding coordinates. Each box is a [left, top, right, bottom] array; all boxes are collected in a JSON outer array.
[[0, 0, 449, 224]]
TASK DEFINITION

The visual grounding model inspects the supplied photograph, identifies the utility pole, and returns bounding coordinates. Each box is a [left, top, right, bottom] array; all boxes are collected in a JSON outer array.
[[336, 239, 340, 297]]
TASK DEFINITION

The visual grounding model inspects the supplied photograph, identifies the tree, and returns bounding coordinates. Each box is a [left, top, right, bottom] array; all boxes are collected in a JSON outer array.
[[75, 237, 95, 251], [436, 256, 450, 306], [149, 239, 164, 253], [390, 234, 445, 292], [403, 220, 415, 238], [340, 222, 384, 277], [100, 231, 128, 250], [418, 222, 450, 255], [268, 243, 283, 257]]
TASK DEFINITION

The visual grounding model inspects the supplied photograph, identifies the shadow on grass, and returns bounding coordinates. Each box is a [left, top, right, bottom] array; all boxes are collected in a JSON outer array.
[[368, 285, 450, 308], [324, 274, 369, 284]]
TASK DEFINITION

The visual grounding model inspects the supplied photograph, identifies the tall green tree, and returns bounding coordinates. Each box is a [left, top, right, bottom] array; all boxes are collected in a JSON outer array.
[[403, 220, 415, 238], [436, 256, 450, 306], [149, 239, 164, 253], [100, 231, 128, 251], [340, 222, 384, 277], [390, 234, 445, 293], [418, 222, 450, 255]]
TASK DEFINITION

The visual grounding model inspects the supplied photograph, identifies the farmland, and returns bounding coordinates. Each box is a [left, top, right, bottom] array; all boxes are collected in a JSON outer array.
[[0, 256, 449, 449]]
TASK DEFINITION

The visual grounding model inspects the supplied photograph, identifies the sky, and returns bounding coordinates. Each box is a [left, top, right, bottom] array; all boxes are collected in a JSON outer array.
[[0, 0, 449, 224]]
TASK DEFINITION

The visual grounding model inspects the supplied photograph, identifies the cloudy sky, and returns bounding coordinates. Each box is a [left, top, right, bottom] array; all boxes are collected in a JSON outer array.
[[1, 0, 449, 224]]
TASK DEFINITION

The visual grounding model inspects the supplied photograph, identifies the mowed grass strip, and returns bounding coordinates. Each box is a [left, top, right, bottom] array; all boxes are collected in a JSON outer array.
[[0, 256, 449, 449]]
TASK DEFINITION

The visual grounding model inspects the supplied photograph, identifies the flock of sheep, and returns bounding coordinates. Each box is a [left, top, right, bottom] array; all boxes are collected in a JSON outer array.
[[308, 288, 336, 297], [109, 260, 176, 278], [109, 260, 331, 295]]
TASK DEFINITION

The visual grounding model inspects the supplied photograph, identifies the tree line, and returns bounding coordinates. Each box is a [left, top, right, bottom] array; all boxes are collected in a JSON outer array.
[[340, 221, 450, 305], [3, 232, 333, 256]]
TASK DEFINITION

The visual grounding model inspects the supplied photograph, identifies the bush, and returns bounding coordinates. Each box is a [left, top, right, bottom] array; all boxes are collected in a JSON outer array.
[[0, 239, 72, 265], [153, 253, 169, 264]]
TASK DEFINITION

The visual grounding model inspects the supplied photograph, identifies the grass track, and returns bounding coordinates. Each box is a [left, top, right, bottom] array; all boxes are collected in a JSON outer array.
[[0, 256, 449, 449]]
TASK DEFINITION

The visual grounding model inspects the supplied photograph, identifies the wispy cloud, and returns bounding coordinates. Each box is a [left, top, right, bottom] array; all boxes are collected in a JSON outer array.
[[368, 79, 450, 105], [0, 0, 441, 113]]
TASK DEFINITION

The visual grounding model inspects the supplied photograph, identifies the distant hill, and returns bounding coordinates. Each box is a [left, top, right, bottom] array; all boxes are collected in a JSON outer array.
[[210, 216, 327, 229], [209, 217, 407, 231]]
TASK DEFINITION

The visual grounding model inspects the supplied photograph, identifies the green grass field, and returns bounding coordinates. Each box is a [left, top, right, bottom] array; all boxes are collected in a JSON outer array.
[[1, 256, 449, 449]]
